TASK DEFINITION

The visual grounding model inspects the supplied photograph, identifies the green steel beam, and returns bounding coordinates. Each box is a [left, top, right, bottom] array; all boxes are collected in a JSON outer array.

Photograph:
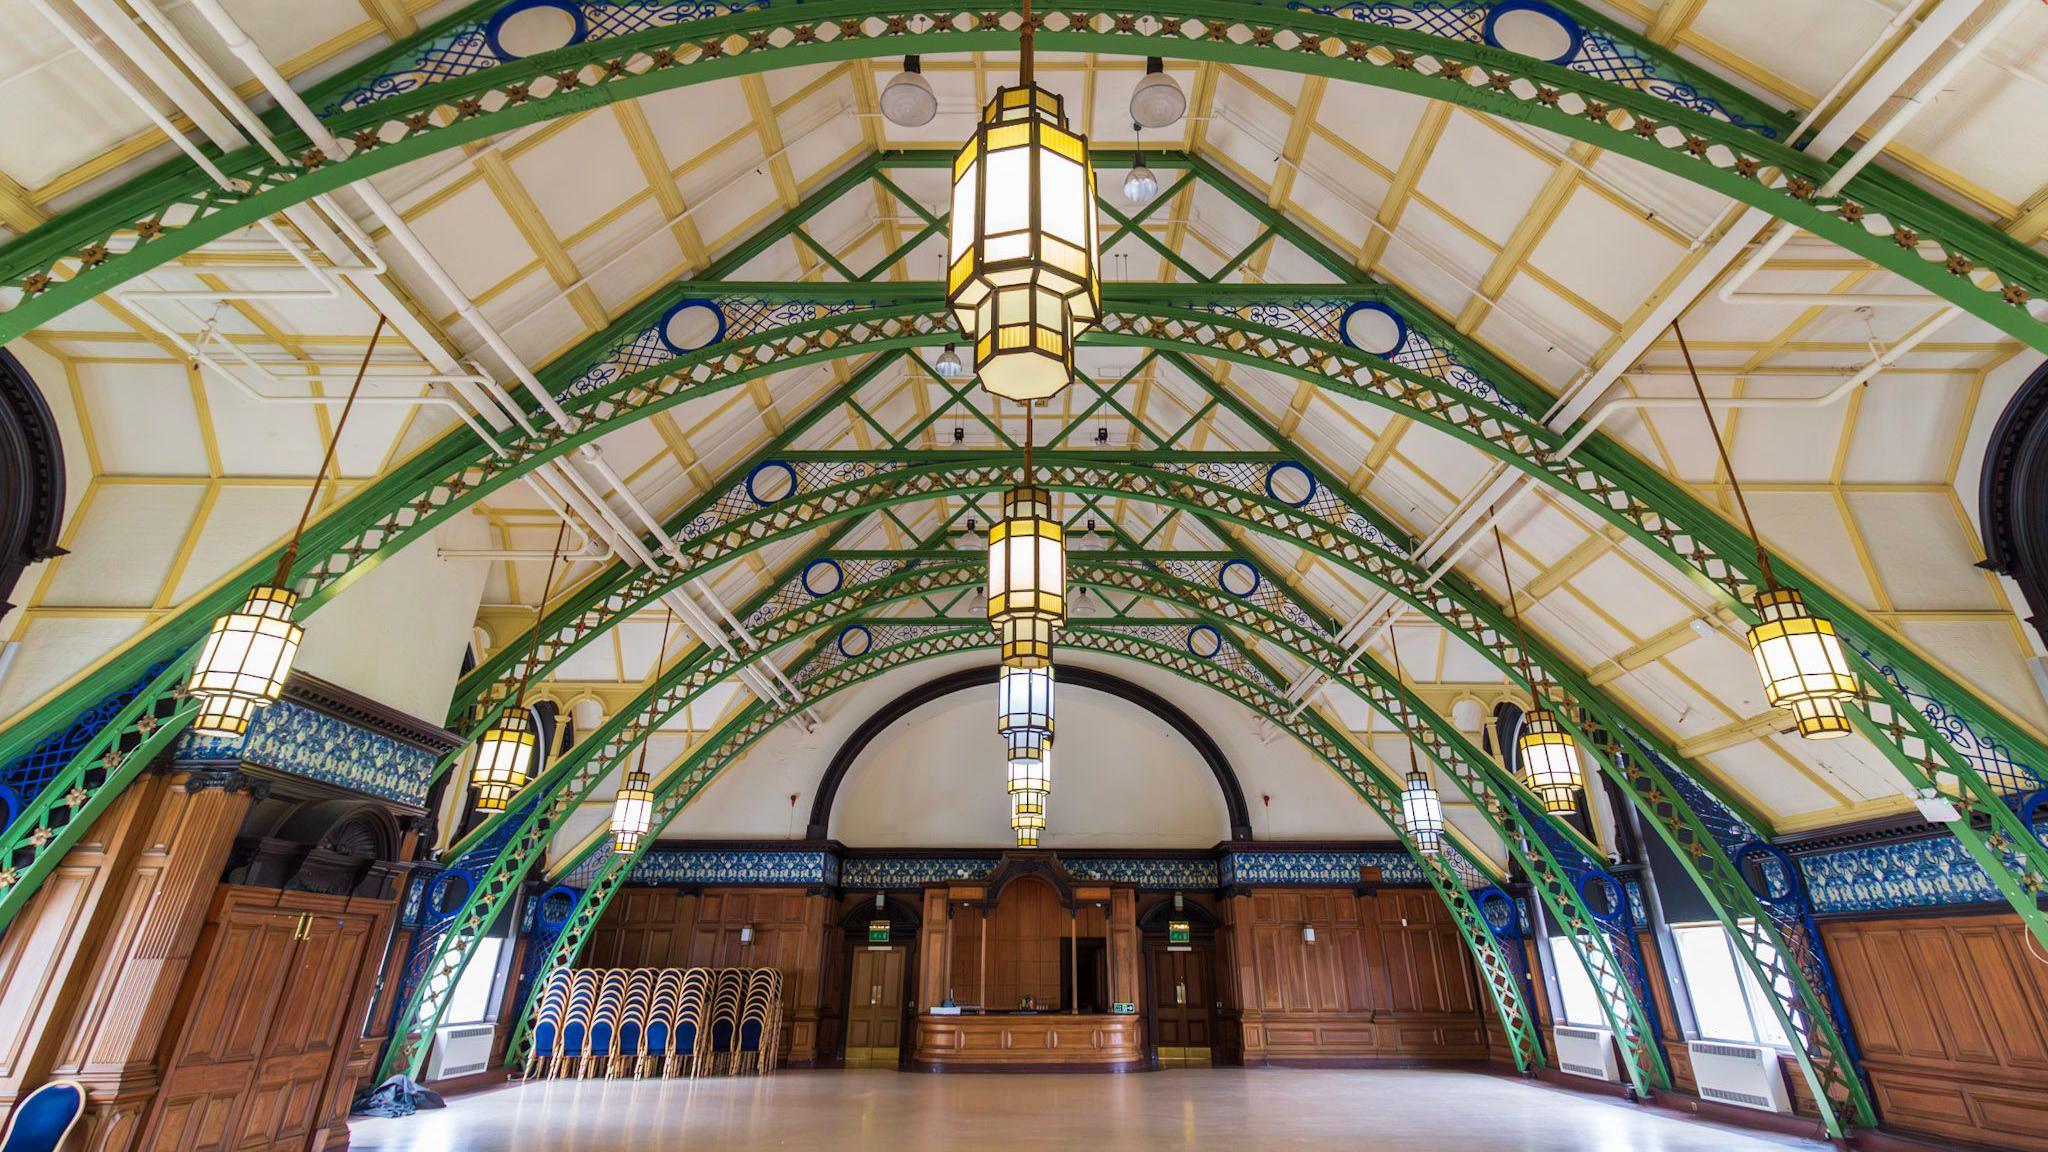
[[5, 3, 2048, 352]]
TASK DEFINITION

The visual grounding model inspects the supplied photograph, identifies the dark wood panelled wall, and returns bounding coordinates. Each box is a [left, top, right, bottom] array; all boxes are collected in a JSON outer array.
[[1823, 911, 2048, 1152]]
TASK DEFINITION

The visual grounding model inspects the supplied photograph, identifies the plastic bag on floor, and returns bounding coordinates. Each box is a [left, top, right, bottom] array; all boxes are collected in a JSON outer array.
[[351, 1074, 446, 1118]]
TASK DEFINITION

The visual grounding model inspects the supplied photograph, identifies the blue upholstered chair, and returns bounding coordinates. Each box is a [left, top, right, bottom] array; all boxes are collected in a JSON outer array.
[[584, 969, 627, 1078], [613, 969, 653, 1079], [738, 968, 782, 1076], [1, 1080, 85, 1152], [644, 969, 682, 1077], [554, 969, 598, 1079], [524, 969, 573, 1080], [704, 968, 744, 1077], [672, 967, 710, 1078]]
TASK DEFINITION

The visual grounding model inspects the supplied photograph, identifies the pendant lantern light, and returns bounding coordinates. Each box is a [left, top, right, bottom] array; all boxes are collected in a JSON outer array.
[[987, 442, 1065, 668], [946, 0, 1099, 404], [997, 664, 1054, 738], [611, 608, 676, 853], [1123, 126, 1158, 206], [1493, 523, 1583, 815], [1387, 630, 1444, 856], [1673, 322, 1858, 734], [1007, 730, 1051, 848], [187, 318, 388, 736], [472, 523, 571, 812]]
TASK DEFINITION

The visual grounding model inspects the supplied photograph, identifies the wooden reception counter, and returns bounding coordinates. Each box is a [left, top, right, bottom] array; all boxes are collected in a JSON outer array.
[[911, 1012, 1146, 1071]]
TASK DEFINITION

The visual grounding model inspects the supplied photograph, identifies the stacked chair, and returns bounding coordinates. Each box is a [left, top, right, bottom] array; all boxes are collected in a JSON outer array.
[[522, 966, 783, 1080]]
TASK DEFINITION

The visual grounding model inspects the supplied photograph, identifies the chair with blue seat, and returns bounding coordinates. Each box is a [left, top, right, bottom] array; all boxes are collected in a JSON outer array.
[[553, 969, 598, 1080], [612, 969, 654, 1079], [523, 969, 573, 1080], [738, 967, 783, 1076], [671, 967, 711, 1078], [703, 968, 744, 1077], [0, 1080, 85, 1152], [584, 968, 628, 1079], [642, 969, 682, 1077]]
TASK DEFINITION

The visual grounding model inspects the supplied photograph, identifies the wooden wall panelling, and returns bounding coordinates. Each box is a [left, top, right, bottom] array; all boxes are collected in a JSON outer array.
[[1823, 912, 2048, 1152]]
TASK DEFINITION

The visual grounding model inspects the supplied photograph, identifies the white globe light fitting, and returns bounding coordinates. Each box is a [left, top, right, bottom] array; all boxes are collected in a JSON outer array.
[[1130, 57, 1186, 129], [880, 55, 938, 128]]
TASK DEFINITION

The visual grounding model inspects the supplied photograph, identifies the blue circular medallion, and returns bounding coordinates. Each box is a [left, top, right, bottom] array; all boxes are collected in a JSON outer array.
[[534, 884, 578, 931], [836, 625, 873, 658], [1186, 625, 1224, 659], [484, 0, 588, 62], [429, 870, 475, 921], [801, 558, 845, 597], [1218, 559, 1262, 599], [1477, 887, 1520, 939], [1575, 871, 1627, 926], [746, 460, 798, 506], [1732, 842, 1800, 907], [1482, 1, 1585, 67], [656, 298, 726, 356], [1264, 461, 1317, 508], [1337, 301, 1410, 357]]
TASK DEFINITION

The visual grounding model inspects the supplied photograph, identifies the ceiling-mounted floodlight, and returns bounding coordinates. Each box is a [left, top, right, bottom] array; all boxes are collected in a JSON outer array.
[[881, 56, 938, 127], [1124, 125, 1158, 206], [1130, 57, 1185, 129]]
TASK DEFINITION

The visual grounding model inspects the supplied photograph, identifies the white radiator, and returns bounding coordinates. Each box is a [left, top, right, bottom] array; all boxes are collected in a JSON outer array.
[[1552, 1026, 1620, 1082], [426, 1022, 498, 1080], [1688, 1039, 1792, 1114]]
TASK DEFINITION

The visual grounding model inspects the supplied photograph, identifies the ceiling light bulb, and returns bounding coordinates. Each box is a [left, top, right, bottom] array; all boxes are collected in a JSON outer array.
[[880, 56, 938, 128], [1130, 57, 1186, 129], [935, 342, 965, 377], [1123, 159, 1158, 206]]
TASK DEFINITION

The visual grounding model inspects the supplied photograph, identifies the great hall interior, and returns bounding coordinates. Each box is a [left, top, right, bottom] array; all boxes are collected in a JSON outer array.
[[1, 2, 2047, 1150]]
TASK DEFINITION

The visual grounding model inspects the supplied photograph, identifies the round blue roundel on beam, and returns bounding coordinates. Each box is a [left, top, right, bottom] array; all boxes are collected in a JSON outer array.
[[1186, 625, 1225, 659], [1731, 842, 1802, 908], [428, 870, 475, 922], [1218, 559, 1261, 599], [1477, 887, 1521, 939], [1263, 461, 1317, 508], [1482, 0, 1585, 66], [1337, 301, 1409, 358], [746, 460, 798, 506], [533, 884, 579, 932], [801, 558, 844, 597], [836, 625, 873, 658], [657, 298, 727, 356], [485, 0, 589, 62], [1575, 870, 1628, 926]]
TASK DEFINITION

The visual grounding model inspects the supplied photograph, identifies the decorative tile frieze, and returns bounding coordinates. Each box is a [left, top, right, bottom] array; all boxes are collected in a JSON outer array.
[[630, 848, 839, 887], [1796, 834, 2011, 915], [176, 696, 437, 807], [1220, 849, 1423, 887]]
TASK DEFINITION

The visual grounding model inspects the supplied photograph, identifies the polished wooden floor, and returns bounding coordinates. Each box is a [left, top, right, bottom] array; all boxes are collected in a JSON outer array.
[[351, 1069, 1828, 1151]]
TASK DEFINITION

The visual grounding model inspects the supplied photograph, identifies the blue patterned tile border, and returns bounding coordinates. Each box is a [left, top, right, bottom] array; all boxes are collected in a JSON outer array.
[[1220, 850, 1423, 887], [631, 849, 839, 886], [1796, 834, 2011, 915], [175, 697, 435, 806], [1063, 857, 1220, 889], [838, 856, 996, 888]]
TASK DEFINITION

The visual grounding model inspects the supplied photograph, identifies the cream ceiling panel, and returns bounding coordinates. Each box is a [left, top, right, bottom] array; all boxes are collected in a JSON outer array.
[[77, 361, 211, 476], [0, 617, 149, 718], [1680, 0, 1899, 103], [167, 484, 307, 603], [1743, 490, 1880, 611], [1847, 491, 1999, 608], [511, 113, 645, 240], [1414, 113, 1552, 246], [39, 482, 205, 607], [1528, 187, 1687, 323], [1841, 374, 1976, 485]]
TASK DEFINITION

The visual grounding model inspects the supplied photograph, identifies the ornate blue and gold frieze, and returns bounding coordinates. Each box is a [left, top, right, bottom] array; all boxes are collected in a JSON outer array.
[[1795, 833, 2011, 915], [1219, 849, 1423, 887], [630, 848, 839, 887], [175, 693, 443, 807]]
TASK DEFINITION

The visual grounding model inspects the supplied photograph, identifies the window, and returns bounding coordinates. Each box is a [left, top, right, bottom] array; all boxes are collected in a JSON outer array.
[[445, 936, 505, 1026], [1546, 935, 1609, 1027], [1671, 922, 1790, 1048]]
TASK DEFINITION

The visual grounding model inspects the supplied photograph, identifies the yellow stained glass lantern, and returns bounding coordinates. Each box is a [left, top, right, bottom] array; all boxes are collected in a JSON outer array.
[[1791, 696, 1853, 740], [1517, 710, 1582, 815], [1010, 789, 1047, 847], [471, 710, 540, 812], [186, 584, 303, 722], [1400, 769, 1446, 856], [997, 664, 1054, 737], [946, 83, 1099, 402], [611, 766, 655, 854], [189, 692, 261, 739], [987, 485, 1064, 666], [1748, 587, 1857, 711]]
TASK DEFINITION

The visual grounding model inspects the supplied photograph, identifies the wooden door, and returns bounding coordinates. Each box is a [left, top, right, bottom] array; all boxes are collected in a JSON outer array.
[[235, 908, 377, 1152], [1150, 946, 1214, 1067], [843, 946, 907, 1068], [141, 897, 302, 1152]]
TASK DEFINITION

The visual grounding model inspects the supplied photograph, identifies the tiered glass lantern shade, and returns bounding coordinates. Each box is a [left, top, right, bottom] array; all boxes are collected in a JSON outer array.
[[611, 766, 655, 854], [1516, 710, 1583, 815], [1747, 587, 1856, 711], [1009, 790, 1047, 847], [1400, 769, 1446, 856], [1007, 731, 1051, 847], [186, 584, 302, 726], [996, 665, 1054, 737], [189, 692, 260, 739], [1791, 697, 1853, 740], [946, 84, 1100, 403], [987, 485, 1065, 667], [471, 710, 540, 812]]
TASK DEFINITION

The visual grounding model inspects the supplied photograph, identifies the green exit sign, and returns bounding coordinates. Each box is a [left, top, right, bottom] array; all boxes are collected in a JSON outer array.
[[868, 920, 891, 944], [1168, 919, 1191, 944]]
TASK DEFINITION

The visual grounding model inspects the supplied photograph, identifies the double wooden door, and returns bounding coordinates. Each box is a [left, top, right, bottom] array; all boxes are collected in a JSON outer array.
[[1148, 946, 1215, 1067], [141, 886, 389, 1152], [843, 945, 908, 1068]]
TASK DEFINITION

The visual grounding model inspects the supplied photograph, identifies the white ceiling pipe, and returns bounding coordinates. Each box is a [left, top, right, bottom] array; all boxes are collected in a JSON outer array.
[[1715, 0, 2035, 311]]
